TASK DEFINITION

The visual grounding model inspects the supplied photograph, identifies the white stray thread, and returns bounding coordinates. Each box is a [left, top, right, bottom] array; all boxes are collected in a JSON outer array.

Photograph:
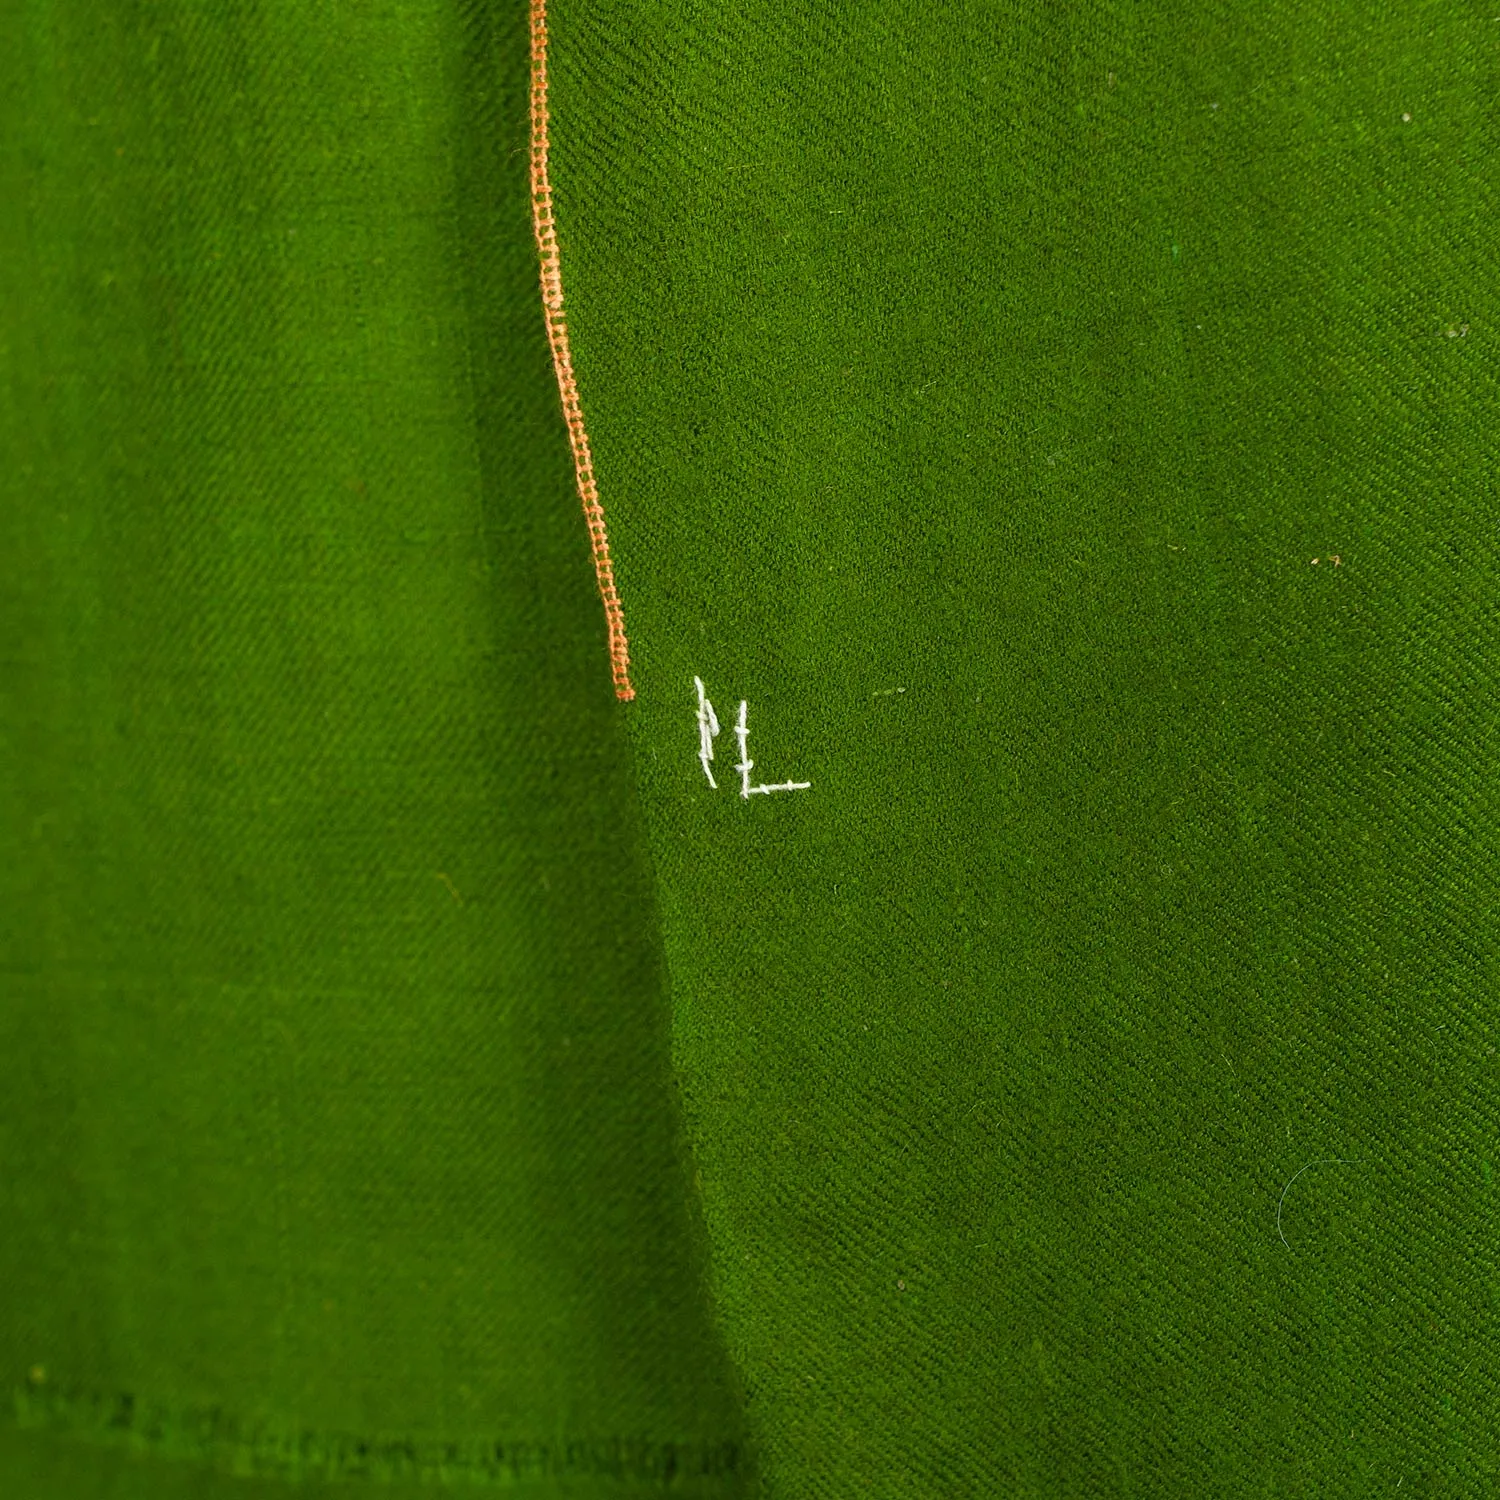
[[694, 676, 720, 788], [1277, 1156, 1361, 1252]]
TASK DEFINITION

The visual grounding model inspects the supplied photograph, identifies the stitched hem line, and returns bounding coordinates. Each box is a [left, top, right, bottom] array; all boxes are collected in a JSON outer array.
[[12, 1380, 745, 1487], [528, 0, 635, 702]]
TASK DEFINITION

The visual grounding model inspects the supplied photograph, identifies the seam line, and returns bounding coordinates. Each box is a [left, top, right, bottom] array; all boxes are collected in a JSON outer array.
[[528, 0, 635, 701], [13, 1377, 745, 1485]]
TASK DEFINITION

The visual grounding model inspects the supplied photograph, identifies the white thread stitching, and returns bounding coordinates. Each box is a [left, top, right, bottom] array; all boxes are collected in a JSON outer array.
[[695, 678, 809, 799], [734, 700, 753, 800], [695, 676, 721, 788], [733, 696, 810, 800]]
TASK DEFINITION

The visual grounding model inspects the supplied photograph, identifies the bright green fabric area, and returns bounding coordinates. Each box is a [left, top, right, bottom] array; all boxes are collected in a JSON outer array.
[[548, 0, 1500, 1493], [1, 4, 749, 1496], [7, 1, 1500, 1497]]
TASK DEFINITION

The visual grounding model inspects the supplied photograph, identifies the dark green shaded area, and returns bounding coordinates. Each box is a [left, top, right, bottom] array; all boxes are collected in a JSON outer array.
[[1, 3, 749, 1496], [550, 0, 1500, 1492]]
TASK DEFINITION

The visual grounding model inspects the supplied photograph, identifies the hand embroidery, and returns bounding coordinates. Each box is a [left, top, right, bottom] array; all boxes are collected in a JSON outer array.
[[694, 678, 810, 799], [695, 676, 721, 788]]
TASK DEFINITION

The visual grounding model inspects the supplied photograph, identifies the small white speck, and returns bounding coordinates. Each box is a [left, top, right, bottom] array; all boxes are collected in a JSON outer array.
[[1402, 112, 1412, 123]]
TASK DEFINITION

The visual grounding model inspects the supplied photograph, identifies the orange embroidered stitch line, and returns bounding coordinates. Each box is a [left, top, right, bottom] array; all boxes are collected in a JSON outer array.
[[528, 0, 635, 701]]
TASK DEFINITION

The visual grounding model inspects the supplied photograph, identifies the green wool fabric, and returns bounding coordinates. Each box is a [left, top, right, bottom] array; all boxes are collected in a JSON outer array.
[[1, 4, 748, 1496], [5, 1, 1500, 1497]]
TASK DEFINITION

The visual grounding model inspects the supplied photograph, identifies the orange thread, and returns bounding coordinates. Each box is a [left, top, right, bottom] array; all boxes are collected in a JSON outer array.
[[528, 0, 635, 701]]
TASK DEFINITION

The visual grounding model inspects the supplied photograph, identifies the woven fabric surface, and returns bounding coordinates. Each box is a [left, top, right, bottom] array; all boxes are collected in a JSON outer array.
[[5, 0, 1500, 1497], [545, 0, 1500, 1493], [1, 4, 750, 1496]]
